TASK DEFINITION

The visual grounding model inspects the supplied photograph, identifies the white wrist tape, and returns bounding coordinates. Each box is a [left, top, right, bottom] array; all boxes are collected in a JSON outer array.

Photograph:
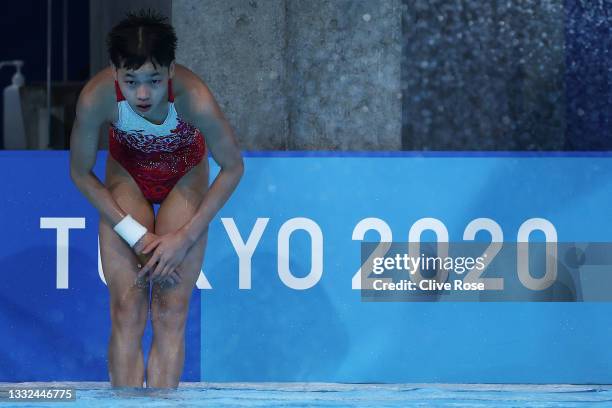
[[113, 214, 147, 248]]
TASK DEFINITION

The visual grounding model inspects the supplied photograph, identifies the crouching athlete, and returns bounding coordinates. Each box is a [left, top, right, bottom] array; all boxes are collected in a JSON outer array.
[[69, 10, 243, 389]]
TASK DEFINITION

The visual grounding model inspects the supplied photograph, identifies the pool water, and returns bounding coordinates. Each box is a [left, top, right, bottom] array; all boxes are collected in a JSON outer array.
[[2, 382, 612, 407]]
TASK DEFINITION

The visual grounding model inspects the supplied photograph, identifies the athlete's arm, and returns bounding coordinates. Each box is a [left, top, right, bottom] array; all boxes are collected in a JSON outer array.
[[179, 79, 244, 245], [69, 85, 130, 226]]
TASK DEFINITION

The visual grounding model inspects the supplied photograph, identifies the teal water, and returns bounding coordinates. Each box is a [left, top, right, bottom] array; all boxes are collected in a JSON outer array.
[[1, 383, 612, 407]]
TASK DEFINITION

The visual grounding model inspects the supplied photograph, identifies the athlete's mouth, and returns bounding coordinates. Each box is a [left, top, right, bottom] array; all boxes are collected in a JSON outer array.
[[136, 104, 152, 112]]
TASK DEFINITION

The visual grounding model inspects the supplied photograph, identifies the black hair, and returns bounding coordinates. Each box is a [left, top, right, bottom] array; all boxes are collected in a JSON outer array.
[[106, 9, 177, 71]]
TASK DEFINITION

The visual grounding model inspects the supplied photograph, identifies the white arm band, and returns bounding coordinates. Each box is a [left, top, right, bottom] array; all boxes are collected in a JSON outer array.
[[113, 214, 147, 248]]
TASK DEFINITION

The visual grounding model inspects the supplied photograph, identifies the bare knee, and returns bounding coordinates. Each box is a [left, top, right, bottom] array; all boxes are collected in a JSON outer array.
[[110, 298, 148, 337], [150, 299, 189, 337]]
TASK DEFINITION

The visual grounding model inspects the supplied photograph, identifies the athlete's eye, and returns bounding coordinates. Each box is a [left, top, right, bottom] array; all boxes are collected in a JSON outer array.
[[125, 80, 135, 85], [151, 79, 161, 84]]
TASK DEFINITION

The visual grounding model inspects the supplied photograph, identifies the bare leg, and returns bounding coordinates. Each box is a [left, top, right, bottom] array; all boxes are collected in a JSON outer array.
[[146, 164, 208, 388], [146, 230, 207, 388], [99, 176, 155, 387]]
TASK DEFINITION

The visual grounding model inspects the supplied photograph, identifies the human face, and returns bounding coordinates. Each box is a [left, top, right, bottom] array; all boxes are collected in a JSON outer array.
[[113, 60, 175, 117]]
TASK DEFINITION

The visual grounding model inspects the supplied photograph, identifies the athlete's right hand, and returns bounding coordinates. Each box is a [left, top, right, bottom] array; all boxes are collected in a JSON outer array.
[[133, 232, 182, 287]]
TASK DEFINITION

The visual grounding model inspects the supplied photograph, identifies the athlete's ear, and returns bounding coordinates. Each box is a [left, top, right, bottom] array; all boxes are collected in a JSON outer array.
[[168, 61, 175, 79]]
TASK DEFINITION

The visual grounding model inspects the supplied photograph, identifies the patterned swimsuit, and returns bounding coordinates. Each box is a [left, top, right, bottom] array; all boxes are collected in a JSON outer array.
[[108, 79, 206, 204]]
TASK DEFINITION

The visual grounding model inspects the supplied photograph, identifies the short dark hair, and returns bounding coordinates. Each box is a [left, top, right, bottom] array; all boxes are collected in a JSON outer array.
[[106, 9, 177, 70]]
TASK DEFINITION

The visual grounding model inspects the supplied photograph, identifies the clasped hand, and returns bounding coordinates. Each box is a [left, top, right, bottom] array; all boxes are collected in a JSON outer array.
[[133, 231, 192, 286]]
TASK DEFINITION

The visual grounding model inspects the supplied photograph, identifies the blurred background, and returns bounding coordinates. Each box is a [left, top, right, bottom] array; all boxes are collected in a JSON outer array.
[[0, 0, 609, 151]]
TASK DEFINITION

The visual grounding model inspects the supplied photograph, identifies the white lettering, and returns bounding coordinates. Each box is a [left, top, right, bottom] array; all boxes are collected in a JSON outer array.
[[40, 217, 85, 289], [278, 217, 323, 290], [222, 217, 269, 289]]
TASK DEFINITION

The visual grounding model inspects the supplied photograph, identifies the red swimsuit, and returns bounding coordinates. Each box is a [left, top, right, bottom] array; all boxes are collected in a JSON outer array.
[[108, 79, 206, 204]]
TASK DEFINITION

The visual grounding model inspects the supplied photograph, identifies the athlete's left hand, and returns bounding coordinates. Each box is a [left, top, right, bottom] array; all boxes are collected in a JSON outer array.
[[137, 231, 192, 283]]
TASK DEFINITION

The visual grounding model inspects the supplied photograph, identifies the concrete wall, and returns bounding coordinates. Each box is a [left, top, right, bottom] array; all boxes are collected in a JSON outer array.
[[82, 2, 612, 151], [286, 1, 402, 150], [173, 0, 288, 150], [401, 0, 566, 150], [173, 0, 403, 150]]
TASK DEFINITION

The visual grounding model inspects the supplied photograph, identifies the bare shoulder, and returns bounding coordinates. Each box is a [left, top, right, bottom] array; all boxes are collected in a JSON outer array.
[[172, 64, 218, 120], [75, 66, 117, 124]]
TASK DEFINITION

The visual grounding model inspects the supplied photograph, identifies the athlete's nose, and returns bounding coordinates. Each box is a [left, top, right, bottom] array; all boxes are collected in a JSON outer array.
[[136, 85, 150, 101]]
